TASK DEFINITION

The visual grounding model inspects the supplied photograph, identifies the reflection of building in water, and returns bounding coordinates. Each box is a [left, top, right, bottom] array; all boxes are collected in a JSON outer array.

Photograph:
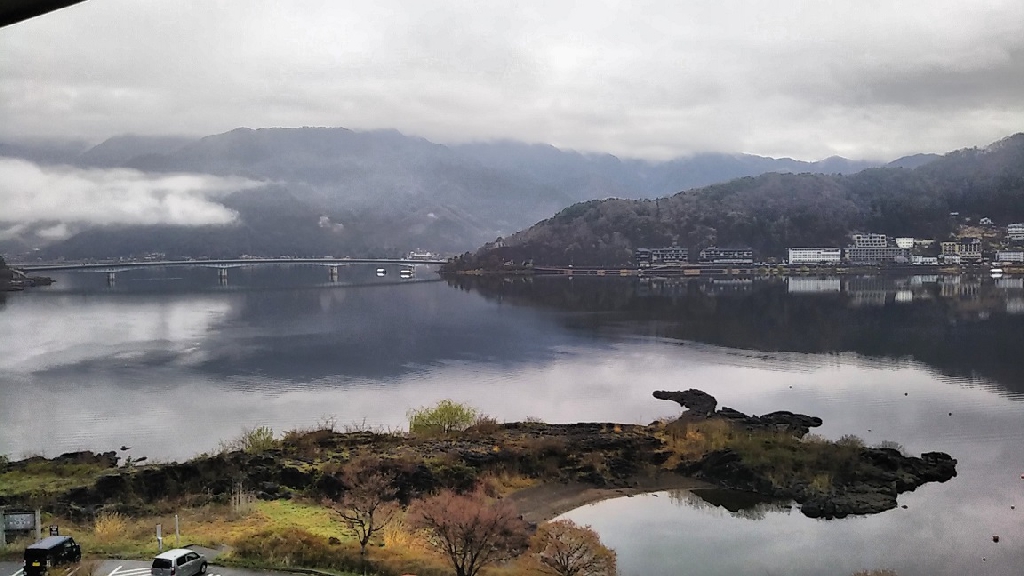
[[895, 289, 913, 303], [910, 275, 940, 286], [701, 278, 755, 295], [846, 276, 894, 307], [938, 275, 980, 299], [636, 277, 693, 298], [995, 278, 1024, 291], [787, 277, 841, 293], [1007, 298, 1024, 315]]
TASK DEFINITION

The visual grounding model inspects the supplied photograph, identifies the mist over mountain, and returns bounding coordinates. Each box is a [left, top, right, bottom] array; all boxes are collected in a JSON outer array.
[[0, 126, 922, 261], [461, 133, 1024, 268]]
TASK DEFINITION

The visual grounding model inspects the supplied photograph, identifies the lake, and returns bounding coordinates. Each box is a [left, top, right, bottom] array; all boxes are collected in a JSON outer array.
[[2, 264, 1023, 575]]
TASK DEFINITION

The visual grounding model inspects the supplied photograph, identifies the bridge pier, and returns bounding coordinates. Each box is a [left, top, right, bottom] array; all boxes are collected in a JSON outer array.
[[329, 265, 339, 282], [218, 268, 229, 286], [106, 271, 117, 287]]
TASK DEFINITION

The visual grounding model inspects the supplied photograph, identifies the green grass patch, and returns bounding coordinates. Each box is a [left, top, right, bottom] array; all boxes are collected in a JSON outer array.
[[254, 500, 351, 540], [0, 462, 108, 497]]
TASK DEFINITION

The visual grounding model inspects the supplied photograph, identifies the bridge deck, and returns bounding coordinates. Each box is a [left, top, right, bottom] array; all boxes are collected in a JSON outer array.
[[13, 258, 447, 272]]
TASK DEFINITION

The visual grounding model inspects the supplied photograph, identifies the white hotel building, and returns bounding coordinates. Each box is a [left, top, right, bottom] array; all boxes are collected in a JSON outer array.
[[787, 248, 842, 264]]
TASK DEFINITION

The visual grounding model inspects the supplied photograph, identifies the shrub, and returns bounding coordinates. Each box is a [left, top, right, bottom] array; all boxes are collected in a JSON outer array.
[[836, 434, 865, 448], [407, 400, 479, 436], [466, 415, 501, 435], [875, 440, 905, 454], [529, 519, 616, 576], [221, 426, 277, 454]]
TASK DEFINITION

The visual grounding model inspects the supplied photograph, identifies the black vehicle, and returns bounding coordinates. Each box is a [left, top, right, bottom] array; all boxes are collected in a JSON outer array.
[[24, 536, 81, 576]]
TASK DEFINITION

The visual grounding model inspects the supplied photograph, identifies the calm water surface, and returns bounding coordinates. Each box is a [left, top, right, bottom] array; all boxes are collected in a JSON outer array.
[[2, 265, 1023, 575]]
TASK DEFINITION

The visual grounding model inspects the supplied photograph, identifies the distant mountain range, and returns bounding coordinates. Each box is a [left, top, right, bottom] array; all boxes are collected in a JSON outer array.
[[0, 127, 941, 260], [459, 133, 1024, 267]]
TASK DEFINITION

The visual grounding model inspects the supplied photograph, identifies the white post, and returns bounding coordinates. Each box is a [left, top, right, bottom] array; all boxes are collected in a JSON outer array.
[[35, 509, 41, 541], [1, 506, 7, 548], [175, 515, 180, 547], [156, 523, 163, 552]]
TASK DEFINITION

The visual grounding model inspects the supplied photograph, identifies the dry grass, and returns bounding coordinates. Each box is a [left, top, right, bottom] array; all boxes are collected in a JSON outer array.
[[480, 471, 540, 498], [656, 418, 736, 467], [93, 512, 129, 544]]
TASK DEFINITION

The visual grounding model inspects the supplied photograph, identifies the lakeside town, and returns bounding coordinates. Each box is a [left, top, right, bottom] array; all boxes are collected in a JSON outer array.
[[635, 221, 1024, 269]]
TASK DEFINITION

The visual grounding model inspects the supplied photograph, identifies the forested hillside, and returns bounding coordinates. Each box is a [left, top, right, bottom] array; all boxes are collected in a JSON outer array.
[[2, 127, 889, 261], [462, 134, 1024, 267]]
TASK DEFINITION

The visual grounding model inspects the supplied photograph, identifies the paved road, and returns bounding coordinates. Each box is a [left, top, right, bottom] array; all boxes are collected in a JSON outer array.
[[0, 558, 287, 576]]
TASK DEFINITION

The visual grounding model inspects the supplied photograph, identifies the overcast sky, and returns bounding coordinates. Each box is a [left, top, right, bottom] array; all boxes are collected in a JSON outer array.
[[1, 0, 1023, 161]]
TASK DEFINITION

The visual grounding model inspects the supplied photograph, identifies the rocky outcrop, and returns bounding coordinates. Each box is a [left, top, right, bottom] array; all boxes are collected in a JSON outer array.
[[716, 407, 823, 437], [656, 390, 822, 437], [682, 447, 957, 519], [653, 389, 717, 415]]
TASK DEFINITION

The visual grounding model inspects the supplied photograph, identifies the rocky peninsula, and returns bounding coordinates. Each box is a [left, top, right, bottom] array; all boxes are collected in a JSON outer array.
[[0, 390, 956, 523]]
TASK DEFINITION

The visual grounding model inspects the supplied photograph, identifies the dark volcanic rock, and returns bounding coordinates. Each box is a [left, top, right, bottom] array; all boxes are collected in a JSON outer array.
[[718, 407, 823, 437], [653, 389, 718, 415], [685, 446, 958, 519], [656, 391, 822, 436]]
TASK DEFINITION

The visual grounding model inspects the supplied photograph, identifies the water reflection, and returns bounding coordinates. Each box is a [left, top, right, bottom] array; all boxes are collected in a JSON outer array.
[[449, 274, 1024, 396], [668, 488, 792, 521]]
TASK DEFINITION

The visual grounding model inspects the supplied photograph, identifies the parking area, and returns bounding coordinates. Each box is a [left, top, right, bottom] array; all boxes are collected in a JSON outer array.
[[1, 559, 284, 576]]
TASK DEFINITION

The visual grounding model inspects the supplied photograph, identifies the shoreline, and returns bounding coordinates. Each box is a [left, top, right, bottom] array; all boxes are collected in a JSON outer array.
[[507, 473, 715, 524]]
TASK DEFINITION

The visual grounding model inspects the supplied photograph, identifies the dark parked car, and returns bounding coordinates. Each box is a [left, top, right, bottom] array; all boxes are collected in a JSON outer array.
[[24, 536, 81, 576]]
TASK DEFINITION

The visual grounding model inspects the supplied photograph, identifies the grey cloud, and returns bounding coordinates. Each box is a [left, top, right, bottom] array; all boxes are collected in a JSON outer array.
[[0, 1, 1022, 161], [0, 157, 256, 228]]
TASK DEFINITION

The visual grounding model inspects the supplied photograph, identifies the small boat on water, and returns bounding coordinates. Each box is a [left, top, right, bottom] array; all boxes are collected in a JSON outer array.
[[376, 268, 386, 277], [399, 267, 415, 279], [991, 267, 1004, 278]]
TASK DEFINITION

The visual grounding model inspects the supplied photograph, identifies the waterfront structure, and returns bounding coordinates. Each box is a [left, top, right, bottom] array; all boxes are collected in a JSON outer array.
[[959, 238, 983, 261], [911, 255, 939, 265], [698, 246, 754, 264], [846, 234, 910, 264], [941, 254, 962, 264], [850, 233, 888, 248], [635, 246, 688, 267], [995, 250, 1024, 263], [1008, 223, 1024, 241], [787, 248, 842, 265]]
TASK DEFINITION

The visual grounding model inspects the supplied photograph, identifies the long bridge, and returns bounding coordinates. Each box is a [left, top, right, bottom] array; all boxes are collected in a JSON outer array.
[[13, 257, 446, 273], [11, 257, 447, 287]]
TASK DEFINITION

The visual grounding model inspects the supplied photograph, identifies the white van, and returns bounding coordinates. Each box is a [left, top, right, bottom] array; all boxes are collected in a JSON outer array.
[[151, 549, 207, 576]]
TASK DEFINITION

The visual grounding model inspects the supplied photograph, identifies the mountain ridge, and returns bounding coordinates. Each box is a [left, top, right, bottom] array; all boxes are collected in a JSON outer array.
[[0, 127, 955, 260]]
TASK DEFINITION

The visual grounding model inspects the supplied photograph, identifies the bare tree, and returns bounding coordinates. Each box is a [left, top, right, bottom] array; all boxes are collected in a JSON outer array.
[[328, 457, 400, 557], [409, 490, 530, 576], [529, 519, 617, 576]]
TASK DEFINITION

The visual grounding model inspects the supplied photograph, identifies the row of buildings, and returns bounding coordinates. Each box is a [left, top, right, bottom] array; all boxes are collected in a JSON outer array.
[[636, 224, 1024, 267], [635, 246, 755, 267]]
